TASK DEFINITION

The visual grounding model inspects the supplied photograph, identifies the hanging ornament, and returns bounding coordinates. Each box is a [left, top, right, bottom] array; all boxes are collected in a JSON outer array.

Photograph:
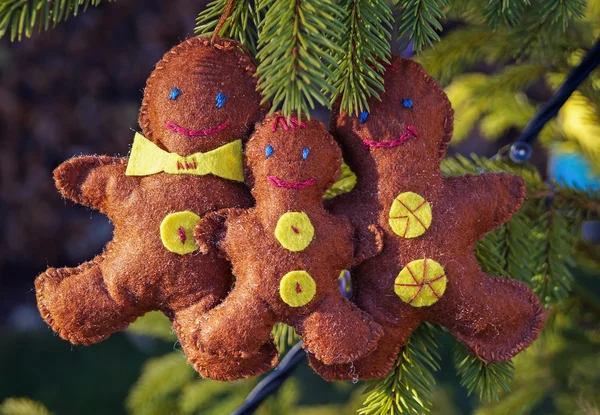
[[34, 37, 268, 378], [310, 56, 548, 380], [193, 114, 384, 381]]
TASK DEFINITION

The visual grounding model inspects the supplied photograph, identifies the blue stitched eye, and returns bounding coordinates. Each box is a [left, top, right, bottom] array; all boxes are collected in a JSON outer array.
[[402, 99, 413, 109], [169, 88, 181, 101], [360, 110, 369, 123], [302, 147, 310, 160], [216, 92, 226, 108], [266, 145, 274, 158]]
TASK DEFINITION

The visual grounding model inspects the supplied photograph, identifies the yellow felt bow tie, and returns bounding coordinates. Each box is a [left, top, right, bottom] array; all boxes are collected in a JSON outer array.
[[125, 132, 244, 182]]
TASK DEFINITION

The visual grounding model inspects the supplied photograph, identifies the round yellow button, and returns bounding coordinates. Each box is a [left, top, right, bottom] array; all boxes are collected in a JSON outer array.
[[274, 212, 315, 252], [389, 192, 432, 238], [280, 270, 317, 307], [394, 258, 447, 307], [160, 211, 202, 255]]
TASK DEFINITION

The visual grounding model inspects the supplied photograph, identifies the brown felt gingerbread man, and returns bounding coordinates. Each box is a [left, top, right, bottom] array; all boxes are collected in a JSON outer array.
[[35, 38, 269, 377], [311, 56, 547, 380], [192, 114, 384, 381]]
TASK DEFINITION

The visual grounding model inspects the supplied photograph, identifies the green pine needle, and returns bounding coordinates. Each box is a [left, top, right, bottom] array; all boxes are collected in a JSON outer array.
[[272, 323, 301, 355], [394, 0, 450, 52], [332, 0, 392, 116], [0, 0, 111, 41], [453, 343, 515, 402], [255, 0, 345, 120], [126, 352, 195, 415], [483, 0, 529, 30], [358, 323, 441, 415]]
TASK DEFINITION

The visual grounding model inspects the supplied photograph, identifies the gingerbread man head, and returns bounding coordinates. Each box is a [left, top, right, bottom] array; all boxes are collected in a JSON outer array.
[[139, 37, 267, 155], [332, 56, 453, 176], [245, 115, 342, 200]]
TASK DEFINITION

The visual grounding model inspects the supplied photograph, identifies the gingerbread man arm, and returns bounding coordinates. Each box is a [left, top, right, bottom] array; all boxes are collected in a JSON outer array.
[[194, 208, 245, 256], [445, 173, 526, 239], [352, 223, 384, 266], [54, 156, 133, 213]]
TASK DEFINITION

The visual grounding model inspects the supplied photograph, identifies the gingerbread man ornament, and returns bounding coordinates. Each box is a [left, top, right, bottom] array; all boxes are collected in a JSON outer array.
[[311, 56, 547, 380], [35, 38, 268, 377], [193, 114, 384, 381]]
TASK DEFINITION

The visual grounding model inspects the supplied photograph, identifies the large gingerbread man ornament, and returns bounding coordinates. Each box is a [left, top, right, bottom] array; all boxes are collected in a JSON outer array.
[[35, 38, 267, 376], [193, 114, 384, 381], [311, 56, 547, 380]]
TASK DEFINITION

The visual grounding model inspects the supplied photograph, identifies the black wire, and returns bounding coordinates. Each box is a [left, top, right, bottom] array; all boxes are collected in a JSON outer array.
[[515, 37, 600, 147], [230, 342, 307, 415]]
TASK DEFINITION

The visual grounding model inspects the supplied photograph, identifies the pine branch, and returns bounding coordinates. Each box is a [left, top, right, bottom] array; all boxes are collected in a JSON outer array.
[[416, 27, 507, 85], [255, 0, 345, 120], [272, 323, 301, 354], [126, 352, 195, 415], [453, 343, 515, 402], [0, 398, 52, 415], [128, 311, 177, 343], [483, 0, 529, 29], [0, 0, 111, 41], [179, 379, 253, 415], [323, 161, 357, 200], [394, 0, 450, 53], [358, 323, 441, 415], [332, 0, 393, 116], [475, 226, 508, 277], [195, 0, 259, 55]]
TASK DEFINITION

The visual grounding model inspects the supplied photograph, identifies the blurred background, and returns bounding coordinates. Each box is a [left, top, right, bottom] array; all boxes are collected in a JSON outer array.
[[1, 1, 600, 414]]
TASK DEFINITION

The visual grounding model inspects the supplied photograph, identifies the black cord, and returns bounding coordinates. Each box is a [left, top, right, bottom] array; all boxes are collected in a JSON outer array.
[[510, 37, 600, 163], [230, 342, 307, 415]]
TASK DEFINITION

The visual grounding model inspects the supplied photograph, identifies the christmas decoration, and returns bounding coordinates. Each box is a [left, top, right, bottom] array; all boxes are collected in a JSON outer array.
[[310, 56, 547, 380], [34, 38, 267, 378], [192, 113, 384, 381]]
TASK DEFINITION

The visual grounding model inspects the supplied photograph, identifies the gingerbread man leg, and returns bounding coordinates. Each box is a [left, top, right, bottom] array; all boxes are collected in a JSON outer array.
[[297, 294, 383, 365], [173, 295, 278, 381], [191, 286, 278, 379], [431, 258, 547, 362], [35, 257, 140, 345], [308, 323, 409, 380]]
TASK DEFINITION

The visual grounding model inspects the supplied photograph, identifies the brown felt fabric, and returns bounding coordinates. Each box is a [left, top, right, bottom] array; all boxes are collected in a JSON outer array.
[[35, 38, 266, 378], [313, 56, 547, 380], [192, 114, 383, 381]]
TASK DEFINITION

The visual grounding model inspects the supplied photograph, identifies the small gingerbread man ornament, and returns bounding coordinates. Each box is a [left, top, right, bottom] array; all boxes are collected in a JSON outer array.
[[193, 114, 384, 381], [35, 38, 268, 377], [311, 56, 547, 380]]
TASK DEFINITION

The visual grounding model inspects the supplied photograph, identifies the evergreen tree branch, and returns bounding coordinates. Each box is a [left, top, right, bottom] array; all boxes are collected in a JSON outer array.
[[126, 352, 195, 415], [332, 0, 393, 116], [483, 0, 529, 30], [255, 0, 345, 120], [394, 0, 450, 52], [453, 343, 515, 402], [195, 0, 259, 55], [358, 324, 441, 415], [0, 0, 111, 41]]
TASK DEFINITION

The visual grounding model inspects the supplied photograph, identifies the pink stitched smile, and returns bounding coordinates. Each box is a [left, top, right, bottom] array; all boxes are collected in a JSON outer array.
[[165, 120, 230, 137], [267, 176, 317, 189], [362, 125, 418, 148]]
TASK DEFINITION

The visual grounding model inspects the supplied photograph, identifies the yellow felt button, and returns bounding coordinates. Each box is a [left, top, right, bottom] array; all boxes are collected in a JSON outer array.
[[160, 211, 202, 255], [274, 212, 315, 252], [280, 270, 317, 307], [389, 191, 432, 238], [394, 259, 447, 307]]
